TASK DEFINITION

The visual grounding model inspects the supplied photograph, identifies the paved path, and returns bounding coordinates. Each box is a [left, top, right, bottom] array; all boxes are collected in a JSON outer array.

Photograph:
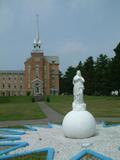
[[37, 102, 64, 123], [0, 101, 119, 127], [0, 118, 49, 127]]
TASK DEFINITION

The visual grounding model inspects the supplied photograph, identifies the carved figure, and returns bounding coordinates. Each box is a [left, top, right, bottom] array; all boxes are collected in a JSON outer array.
[[72, 70, 86, 111]]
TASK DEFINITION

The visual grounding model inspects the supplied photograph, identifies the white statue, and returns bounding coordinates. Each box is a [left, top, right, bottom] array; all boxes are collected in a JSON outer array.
[[72, 70, 86, 111], [62, 70, 96, 139]]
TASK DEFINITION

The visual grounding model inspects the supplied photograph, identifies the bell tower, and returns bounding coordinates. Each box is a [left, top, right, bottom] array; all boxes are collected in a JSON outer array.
[[24, 15, 44, 96]]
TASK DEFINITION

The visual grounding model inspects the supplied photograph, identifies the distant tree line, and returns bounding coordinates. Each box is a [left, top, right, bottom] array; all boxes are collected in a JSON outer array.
[[59, 43, 120, 96]]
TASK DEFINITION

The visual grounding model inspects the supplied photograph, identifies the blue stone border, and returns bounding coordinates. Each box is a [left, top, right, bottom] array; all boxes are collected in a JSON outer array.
[[102, 121, 120, 128], [0, 142, 28, 155], [48, 123, 53, 128], [0, 128, 26, 135], [0, 135, 21, 141], [24, 125, 37, 131], [0, 147, 55, 160], [70, 149, 112, 160], [31, 123, 53, 129]]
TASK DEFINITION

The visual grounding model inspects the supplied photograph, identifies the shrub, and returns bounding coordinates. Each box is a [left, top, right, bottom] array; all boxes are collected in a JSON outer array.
[[32, 97, 35, 102], [46, 96, 50, 102], [26, 91, 31, 96]]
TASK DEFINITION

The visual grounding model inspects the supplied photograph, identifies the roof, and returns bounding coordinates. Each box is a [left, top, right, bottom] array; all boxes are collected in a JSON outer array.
[[44, 56, 59, 64]]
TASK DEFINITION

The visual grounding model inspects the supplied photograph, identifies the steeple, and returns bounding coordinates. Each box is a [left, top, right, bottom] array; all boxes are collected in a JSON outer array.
[[33, 14, 41, 51]]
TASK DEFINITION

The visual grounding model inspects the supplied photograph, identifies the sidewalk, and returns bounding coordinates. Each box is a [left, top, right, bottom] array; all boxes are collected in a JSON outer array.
[[37, 102, 64, 123]]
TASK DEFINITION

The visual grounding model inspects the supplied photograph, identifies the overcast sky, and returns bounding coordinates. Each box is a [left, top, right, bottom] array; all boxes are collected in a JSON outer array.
[[0, 0, 120, 72]]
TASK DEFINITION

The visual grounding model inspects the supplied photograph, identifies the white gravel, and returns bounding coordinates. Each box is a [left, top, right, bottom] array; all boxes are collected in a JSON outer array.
[[10, 124, 120, 160]]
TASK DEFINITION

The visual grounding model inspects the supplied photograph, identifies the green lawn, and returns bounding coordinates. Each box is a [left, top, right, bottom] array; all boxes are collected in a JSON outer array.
[[47, 95, 120, 118], [0, 96, 46, 121]]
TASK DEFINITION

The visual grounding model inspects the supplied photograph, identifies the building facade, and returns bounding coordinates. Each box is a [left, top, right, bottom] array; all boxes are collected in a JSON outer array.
[[0, 23, 59, 96], [24, 38, 59, 96], [0, 70, 24, 96]]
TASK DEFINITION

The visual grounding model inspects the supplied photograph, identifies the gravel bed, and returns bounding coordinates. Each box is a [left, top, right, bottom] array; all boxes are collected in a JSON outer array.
[[10, 124, 120, 160]]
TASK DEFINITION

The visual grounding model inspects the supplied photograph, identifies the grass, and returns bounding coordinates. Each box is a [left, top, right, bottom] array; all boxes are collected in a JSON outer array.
[[0, 96, 46, 121], [6, 152, 47, 160], [47, 95, 120, 118]]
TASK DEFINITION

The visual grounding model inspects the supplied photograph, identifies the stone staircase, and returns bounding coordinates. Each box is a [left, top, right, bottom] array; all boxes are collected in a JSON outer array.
[[33, 95, 44, 102]]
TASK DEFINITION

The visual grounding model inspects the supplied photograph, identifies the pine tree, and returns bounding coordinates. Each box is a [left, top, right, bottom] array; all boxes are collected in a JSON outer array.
[[82, 56, 95, 95]]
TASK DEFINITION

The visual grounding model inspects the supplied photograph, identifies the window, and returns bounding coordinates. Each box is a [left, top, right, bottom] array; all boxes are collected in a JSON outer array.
[[20, 85, 22, 89], [3, 84, 5, 88], [8, 75, 11, 80], [8, 84, 10, 88], [35, 64, 39, 78], [20, 77, 23, 80], [14, 85, 16, 89], [51, 69, 55, 74]]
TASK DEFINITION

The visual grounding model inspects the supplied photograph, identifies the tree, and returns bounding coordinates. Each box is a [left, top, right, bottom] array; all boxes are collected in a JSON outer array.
[[82, 56, 95, 95], [59, 70, 65, 94], [63, 66, 76, 94], [110, 42, 120, 91], [76, 61, 83, 72], [94, 54, 111, 95]]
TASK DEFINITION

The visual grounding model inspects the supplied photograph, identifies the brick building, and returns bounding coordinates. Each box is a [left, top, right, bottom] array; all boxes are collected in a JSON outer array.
[[0, 21, 59, 96], [24, 35, 59, 96]]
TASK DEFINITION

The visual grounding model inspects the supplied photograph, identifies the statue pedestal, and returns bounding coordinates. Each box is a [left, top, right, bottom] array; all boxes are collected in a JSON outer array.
[[62, 110, 96, 139]]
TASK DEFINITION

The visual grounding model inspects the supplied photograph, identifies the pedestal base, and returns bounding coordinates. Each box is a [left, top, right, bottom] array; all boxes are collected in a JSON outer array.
[[62, 111, 96, 139]]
